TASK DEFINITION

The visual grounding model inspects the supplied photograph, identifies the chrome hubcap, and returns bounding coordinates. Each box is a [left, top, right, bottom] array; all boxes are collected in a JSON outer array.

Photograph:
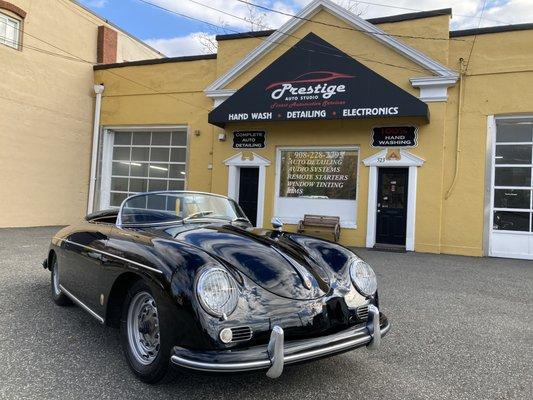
[[127, 292, 160, 365], [52, 259, 61, 296]]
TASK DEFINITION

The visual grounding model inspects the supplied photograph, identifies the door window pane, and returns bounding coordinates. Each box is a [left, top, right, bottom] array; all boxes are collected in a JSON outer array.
[[149, 164, 169, 178], [496, 123, 532, 143], [150, 148, 170, 162], [110, 192, 128, 207], [168, 180, 185, 190], [148, 179, 167, 191], [172, 132, 187, 146], [495, 145, 532, 164], [132, 132, 151, 145], [171, 148, 187, 162], [112, 162, 129, 176], [131, 147, 150, 162], [111, 177, 128, 192], [113, 147, 130, 161], [170, 164, 185, 178], [129, 178, 147, 192], [494, 167, 531, 187], [493, 211, 530, 231], [151, 132, 171, 146], [114, 132, 131, 145], [130, 163, 148, 177], [494, 189, 530, 209]]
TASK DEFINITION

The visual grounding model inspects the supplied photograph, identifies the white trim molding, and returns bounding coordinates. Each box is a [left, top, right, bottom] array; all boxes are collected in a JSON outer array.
[[224, 152, 270, 228], [410, 76, 458, 102], [88, 84, 105, 214], [363, 149, 425, 251], [205, 0, 458, 104], [205, 89, 236, 107]]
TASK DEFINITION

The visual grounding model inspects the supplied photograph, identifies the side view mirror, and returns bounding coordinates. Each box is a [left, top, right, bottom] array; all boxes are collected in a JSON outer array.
[[271, 217, 283, 231]]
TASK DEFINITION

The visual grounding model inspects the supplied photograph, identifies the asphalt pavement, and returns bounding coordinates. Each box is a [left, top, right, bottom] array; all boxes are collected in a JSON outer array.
[[0, 226, 531, 399]]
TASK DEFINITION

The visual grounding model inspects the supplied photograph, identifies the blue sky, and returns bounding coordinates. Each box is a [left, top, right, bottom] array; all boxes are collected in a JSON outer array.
[[79, 0, 533, 57]]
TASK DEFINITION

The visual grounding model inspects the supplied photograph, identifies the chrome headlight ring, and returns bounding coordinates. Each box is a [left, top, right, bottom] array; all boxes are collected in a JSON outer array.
[[349, 259, 377, 296], [196, 265, 239, 318]]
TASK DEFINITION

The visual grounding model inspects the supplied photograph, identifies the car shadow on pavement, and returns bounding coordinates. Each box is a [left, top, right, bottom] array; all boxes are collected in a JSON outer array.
[[15, 276, 368, 398]]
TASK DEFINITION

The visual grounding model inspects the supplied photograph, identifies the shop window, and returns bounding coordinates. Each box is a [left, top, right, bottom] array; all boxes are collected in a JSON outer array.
[[492, 121, 533, 232], [103, 130, 187, 208], [0, 11, 21, 49], [275, 147, 359, 228]]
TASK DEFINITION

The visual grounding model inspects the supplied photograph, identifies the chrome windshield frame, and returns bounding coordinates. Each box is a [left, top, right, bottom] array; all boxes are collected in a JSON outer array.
[[116, 191, 239, 228]]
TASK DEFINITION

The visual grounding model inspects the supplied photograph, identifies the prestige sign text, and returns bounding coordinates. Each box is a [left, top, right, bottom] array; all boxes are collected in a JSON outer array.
[[207, 33, 429, 127]]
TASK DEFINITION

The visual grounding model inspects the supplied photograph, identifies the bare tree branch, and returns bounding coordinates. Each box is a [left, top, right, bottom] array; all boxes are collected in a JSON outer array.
[[197, 4, 271, 54]]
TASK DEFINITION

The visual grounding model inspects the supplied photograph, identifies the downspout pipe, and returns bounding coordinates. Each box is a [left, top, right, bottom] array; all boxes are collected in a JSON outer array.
[[445, 59, 466, 200], [87, 84, 105, 214]]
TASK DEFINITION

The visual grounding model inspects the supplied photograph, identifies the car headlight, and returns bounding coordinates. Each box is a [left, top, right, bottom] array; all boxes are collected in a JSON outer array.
[[196, 266, 239, 317], [349, 259, 377, 296]]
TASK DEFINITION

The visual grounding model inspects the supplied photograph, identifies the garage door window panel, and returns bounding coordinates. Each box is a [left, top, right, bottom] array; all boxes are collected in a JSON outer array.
[[103, 129, 188, 208]]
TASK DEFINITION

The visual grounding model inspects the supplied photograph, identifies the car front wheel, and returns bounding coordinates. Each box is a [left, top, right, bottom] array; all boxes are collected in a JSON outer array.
[[50, 254, 72, 306], [120, 280, 174, 383]]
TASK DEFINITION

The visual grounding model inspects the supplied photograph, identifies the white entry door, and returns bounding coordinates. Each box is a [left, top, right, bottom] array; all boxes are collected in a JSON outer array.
[[489, 117, 533, 259]]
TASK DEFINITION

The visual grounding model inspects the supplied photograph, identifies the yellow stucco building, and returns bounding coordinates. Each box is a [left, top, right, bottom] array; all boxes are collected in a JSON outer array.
[[5, 0, 533, 260], [0, 0, 162, 227]]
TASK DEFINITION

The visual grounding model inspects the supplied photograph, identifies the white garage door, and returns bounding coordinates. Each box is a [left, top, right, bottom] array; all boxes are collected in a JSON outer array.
[[489, 117, 533, 259], [99, 128, 188, 209]]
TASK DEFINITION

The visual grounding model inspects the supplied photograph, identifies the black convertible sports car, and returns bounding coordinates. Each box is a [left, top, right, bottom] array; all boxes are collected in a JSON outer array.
[[43, 191, 390, 383]]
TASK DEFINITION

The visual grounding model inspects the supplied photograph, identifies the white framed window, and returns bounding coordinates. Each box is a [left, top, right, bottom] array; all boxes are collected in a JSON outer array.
[[100, 127, 188, 208], [488, 116, 533, 259], [0, 12, 20, 49], [274, 146, 359, 228]]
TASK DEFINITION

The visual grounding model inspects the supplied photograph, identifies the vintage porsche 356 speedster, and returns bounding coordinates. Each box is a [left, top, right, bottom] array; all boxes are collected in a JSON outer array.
[[43, 191, 390, 383]]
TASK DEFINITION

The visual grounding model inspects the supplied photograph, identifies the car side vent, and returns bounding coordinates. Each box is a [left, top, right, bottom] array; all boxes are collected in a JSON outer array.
[[230, 326, 253, 342], [356, 305, 369, 321]]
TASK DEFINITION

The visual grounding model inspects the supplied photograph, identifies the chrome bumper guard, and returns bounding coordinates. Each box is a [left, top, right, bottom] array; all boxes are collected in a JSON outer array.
[[171, 306, 388, 379]]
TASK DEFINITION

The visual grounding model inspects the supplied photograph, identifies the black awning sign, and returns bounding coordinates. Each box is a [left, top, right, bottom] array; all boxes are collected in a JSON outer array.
[[208, 32, 429, 127], [233, 131, 266, 149], [371, 126, 418, 148]]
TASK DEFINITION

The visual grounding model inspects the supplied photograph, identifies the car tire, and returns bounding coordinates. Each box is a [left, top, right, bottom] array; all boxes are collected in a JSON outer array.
[[50, 254, 72, 306], [120, 280, 176, 384]]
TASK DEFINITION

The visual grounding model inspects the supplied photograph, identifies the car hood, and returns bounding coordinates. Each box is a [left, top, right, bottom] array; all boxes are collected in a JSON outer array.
[[160, 224, 332, 300]]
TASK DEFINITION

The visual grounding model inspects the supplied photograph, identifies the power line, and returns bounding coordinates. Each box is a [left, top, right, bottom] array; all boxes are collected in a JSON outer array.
[[139, 0, 450, 75], [233, 0, 465, 42], [101, 69, 211, 111], [344, 0, 511, 26], [0, 93, 93, 123], [0, 20, 210, 111], [59, 0, 164, 58], [465, 0, 488, 72]]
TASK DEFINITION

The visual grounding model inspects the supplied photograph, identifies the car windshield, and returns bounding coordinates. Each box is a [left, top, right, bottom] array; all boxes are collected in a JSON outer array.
[[117, 191, 247, 226]]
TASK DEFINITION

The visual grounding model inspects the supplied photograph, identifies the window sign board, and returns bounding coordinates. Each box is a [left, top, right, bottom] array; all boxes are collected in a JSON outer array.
[[208, 32, 429, 127], [233, 131, 266, 149], [279, 150, 358, 200], [371, 126, 418, 148]]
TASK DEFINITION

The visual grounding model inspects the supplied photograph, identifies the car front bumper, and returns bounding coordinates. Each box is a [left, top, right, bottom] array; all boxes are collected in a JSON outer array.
[[171, 305, 390, 378]]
